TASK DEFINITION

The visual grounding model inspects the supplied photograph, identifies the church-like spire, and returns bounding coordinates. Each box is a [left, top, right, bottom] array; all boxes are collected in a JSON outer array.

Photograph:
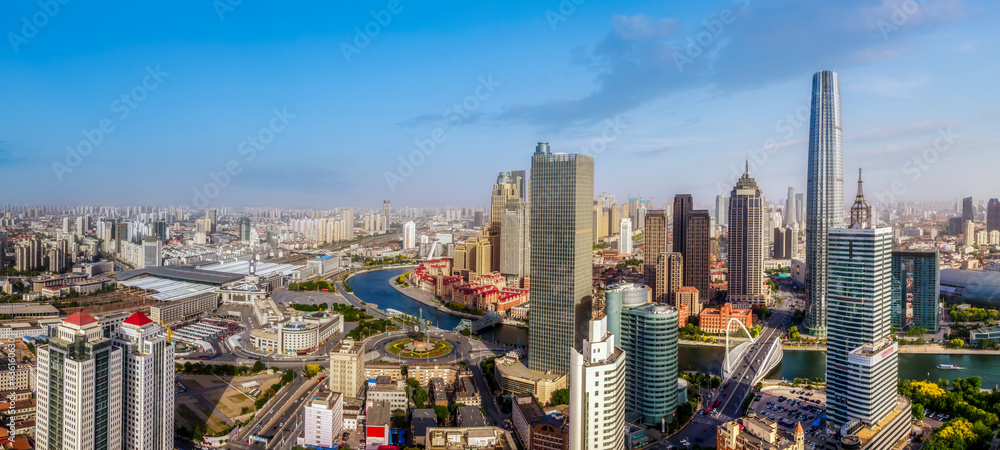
[[850, 168, 872, 228]]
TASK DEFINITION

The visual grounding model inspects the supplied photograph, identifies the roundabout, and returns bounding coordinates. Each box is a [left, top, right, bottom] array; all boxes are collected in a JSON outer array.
[[385, 336, 454, 359]]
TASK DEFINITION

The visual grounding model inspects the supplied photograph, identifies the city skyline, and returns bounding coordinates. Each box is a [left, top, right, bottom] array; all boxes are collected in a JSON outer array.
[[2, 2, 998, 207]]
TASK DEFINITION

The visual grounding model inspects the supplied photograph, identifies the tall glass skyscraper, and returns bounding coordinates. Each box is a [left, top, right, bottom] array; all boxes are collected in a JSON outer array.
[[620, 302, 679, 427], [891, 250, 940, 332], [528, 143, 594, 374], [826, 172, 898, 430], [727, 163, 768, 305], [805, 70, 844, 336]]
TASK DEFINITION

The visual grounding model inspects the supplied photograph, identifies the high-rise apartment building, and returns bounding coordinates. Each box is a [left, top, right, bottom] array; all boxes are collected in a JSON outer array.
[[773, 227, 798, 260], [964, 220, 976, 247], [403, 221, 417, 250], [988, 199, 1000, 233], [37, 311, 124, 450], [304, 392, 344, 449], [727, 164, 769, 306], [683, 210, 711, 297], [111, 312, 175, 450], [628, 197, 639, 225], [618, 302, 679, 427], [644, 210, 669, 296], [619, 218, 633, 254], [569, 310, 626, 450], [142, 236, 161, 269], [383, 200, 391, 229], [115, 222, 129, 255], [528, 143, 594, 374], [655, 252, 683, 305], [805, 70, 845, 336], [891, 251, 939, 332], [962, 196, 974, 221], [826, 172, 898, 429]]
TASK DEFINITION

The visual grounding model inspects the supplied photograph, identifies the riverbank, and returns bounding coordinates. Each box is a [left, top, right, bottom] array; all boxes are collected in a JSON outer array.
[[767, 342, 1000, 356], [386, 275, 484, 321]]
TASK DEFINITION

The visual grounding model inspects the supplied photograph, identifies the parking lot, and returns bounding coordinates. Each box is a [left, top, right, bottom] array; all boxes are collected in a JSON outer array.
[[749, 386, 828, 449]]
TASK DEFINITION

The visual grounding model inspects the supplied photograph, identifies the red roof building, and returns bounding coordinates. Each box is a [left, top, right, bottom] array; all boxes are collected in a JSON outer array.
[[63, 310, 98, 326], [122, 311, 154, 327]]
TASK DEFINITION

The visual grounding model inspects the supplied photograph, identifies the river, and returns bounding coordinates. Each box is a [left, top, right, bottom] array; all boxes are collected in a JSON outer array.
[[349, 268, 1000, 386]]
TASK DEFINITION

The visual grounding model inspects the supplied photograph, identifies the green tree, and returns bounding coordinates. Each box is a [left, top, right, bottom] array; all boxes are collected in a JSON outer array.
[[947, 338, 965, 349], [434, 405, 449, 424], [906, 327, 929, 337], [711, 376, 722, 389], [251, 360, 265, 374], [912, 403, 925, 421], [552, 389, 570, 406]]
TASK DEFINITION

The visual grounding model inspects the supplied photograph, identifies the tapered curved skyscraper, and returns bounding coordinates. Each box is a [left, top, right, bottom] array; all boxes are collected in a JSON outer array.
[[805, 70, 844, 336]]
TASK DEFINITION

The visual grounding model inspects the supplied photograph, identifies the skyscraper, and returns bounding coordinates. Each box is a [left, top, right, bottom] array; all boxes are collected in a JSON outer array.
[[785, 187, 797, 227], [382, 200, 391, 229], [528, 143, 594, 374], [111, 312, 175, 450], [805, 70, 845, 336], [728, 163, 769, 306], [962, 196, 974, 221], [37, 311, 124, 450], [500, 198, 528, 283], [826, 171, 898, 429], [620, 218, 633, 254], [489, 172, 520, 272], [655, 252, 683, 305], [619, 302, 679, 427], [795, 193, 805, 224], [673, 195, 693, 261], [891, 251, 939, 332], [684, 210, 711, 297], [987, 198, 1000, 233], [628, 196, 639, 224], [715, 194, 729, 228], [205, 208, 218, 233], [239, 216, 251, 242], [403, 221, 417, 249], [569, 309, 626, 450], [644, 210, 669, 296]]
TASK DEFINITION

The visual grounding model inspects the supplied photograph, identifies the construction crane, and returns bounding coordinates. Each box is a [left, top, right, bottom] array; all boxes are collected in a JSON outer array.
[[154, 314, 173, 342]]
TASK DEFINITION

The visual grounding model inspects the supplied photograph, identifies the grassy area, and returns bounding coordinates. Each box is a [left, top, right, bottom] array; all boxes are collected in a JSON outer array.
[[386, 338, 453, 358]]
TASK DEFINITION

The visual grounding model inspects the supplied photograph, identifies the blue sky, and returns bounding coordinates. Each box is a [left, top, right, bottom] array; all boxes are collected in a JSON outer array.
[[1, 0, 997, 209]]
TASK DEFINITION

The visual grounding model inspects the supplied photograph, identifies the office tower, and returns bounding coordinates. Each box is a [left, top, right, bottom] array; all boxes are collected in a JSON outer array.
[[403, 221, 417, 249], [153, 220, 167, 242], [382, 200, 391, 229], [962, 196, 973, 221], [142, 237, 161, 269], [785, 187, 797, 227], [715, 194, 729, 228], [569, 309, 626, 450], [947, 217, 964, 236], [805, 70, 845, 336], [329, 338, 366, 397], [490, 172, 520, 272], [795, 193, 805, 224], [891, 251, 939, 332], [683, 210, 711, 297], [826, 171, 897, 429], [643, 210, 668, 290], [673, 195, 693, 261], [655, 252, 683, 305], [528, 143, 594, 374], [37, 311, 124, 450], [619, 218, 633, 254], [605, 283, 649, 339], [988, 199, 1000, 233], [473, 211, 484, 228], [115, 223, 129, 255], [773, 227, 798, 260], [628, 197, 639, 224], [727, 163, 768, 306], [111, 312, 174, 450], [618, 302, 679, 427], [237, 216, 250, 242], [501, 199, 529, 283], [205, 208, 217, 233]]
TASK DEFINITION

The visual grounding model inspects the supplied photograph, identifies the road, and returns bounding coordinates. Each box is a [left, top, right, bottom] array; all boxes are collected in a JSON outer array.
[[662, 304, 793, 448]]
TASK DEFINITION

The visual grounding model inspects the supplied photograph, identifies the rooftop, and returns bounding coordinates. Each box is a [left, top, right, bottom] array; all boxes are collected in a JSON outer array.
[[122, 311, 154, 327], [64, 310, 97, 326]]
